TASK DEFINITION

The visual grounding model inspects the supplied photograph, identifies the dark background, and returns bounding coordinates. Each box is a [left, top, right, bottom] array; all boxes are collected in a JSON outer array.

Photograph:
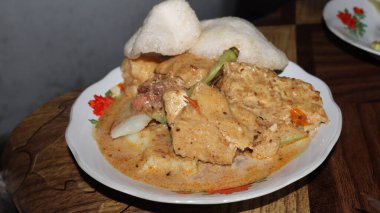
[[0, 0, 289, 145]]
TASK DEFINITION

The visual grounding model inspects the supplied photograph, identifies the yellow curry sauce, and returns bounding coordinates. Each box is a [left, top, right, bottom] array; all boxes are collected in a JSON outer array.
[[95, 95, 311, 192]]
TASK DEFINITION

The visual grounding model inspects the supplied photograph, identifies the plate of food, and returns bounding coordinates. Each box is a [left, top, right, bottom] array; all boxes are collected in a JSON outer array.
[[66, 0, 342, 204], [323, 0, 380, 56]]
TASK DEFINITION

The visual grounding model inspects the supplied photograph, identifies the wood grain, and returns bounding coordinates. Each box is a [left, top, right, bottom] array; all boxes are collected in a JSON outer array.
[[259, 25, 297, 62], [296, 0, 329, 24], [297, 24, 380, 213]]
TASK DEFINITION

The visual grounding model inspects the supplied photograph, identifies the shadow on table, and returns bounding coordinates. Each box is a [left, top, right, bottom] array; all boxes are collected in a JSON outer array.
[[0, 134, 17, 213]]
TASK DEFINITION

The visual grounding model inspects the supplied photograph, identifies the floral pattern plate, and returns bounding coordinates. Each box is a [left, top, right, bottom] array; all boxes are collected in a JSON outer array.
[[65, 62, 342, 204], [323, 0, 380, 56]]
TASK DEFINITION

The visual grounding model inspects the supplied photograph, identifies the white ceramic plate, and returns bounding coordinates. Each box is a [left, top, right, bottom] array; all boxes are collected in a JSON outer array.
[[65, 62, 342, 204], [323, 0, 380, 56]]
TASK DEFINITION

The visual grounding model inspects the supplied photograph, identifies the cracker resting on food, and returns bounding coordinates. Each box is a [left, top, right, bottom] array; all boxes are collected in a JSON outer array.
[[124, 0, 201, 59], [189, 17, 289, 70]]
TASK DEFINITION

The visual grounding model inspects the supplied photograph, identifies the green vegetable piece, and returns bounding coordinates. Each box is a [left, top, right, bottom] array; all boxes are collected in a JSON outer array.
[[187, 47, 239, 96], [89, 119, 98, 125], [371, 41, 380, 51], [202, 47, 239, 85], [280, 129, 308, 146], [105, 90, 113, 97], [151, 113, 167, 124]]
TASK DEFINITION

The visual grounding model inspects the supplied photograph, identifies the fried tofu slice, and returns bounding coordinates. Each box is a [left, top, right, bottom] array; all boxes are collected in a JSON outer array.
[[171, 83, 253, 165], [219, 63, 327, 158], [162, 89, 188, 125], [121, 55, 163, 96], [156, 53, 215, 88], [192, 83, 253, 150], [220, 62, 328, 131], [140, 150, 198, 176], [171, 106, 236, 165]]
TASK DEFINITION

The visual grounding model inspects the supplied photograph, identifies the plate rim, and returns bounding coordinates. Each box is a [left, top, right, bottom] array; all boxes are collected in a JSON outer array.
[[65, 61, 342, 204]]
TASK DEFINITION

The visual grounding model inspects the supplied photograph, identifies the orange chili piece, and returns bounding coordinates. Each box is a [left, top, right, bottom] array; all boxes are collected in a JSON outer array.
[[207, 184, 251, 194], [117, 82, 125, 91], [290, 108, 308, 126], [184, 96, 200, 113], [88, 95, 113, 116]]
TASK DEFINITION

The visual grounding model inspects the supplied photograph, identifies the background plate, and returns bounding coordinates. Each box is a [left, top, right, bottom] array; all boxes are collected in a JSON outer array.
[[323, 0, 380, 57]]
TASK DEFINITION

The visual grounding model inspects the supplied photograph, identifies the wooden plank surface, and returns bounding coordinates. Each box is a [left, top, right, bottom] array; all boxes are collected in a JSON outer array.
[[259, 25, 297, 62], [297, 24, 380, 213], [296, 0, 329, 24]]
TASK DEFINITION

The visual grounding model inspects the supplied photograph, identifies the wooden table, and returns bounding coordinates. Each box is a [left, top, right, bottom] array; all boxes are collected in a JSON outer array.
[[3, 1, 380, 212]]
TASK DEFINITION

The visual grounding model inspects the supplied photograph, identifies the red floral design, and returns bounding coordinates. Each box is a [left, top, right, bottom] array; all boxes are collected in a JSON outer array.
[[337, 7, 367, 37], [353, 7, 364, 15], [337, 11, 357, 30], [88, 95, 113, 116]]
